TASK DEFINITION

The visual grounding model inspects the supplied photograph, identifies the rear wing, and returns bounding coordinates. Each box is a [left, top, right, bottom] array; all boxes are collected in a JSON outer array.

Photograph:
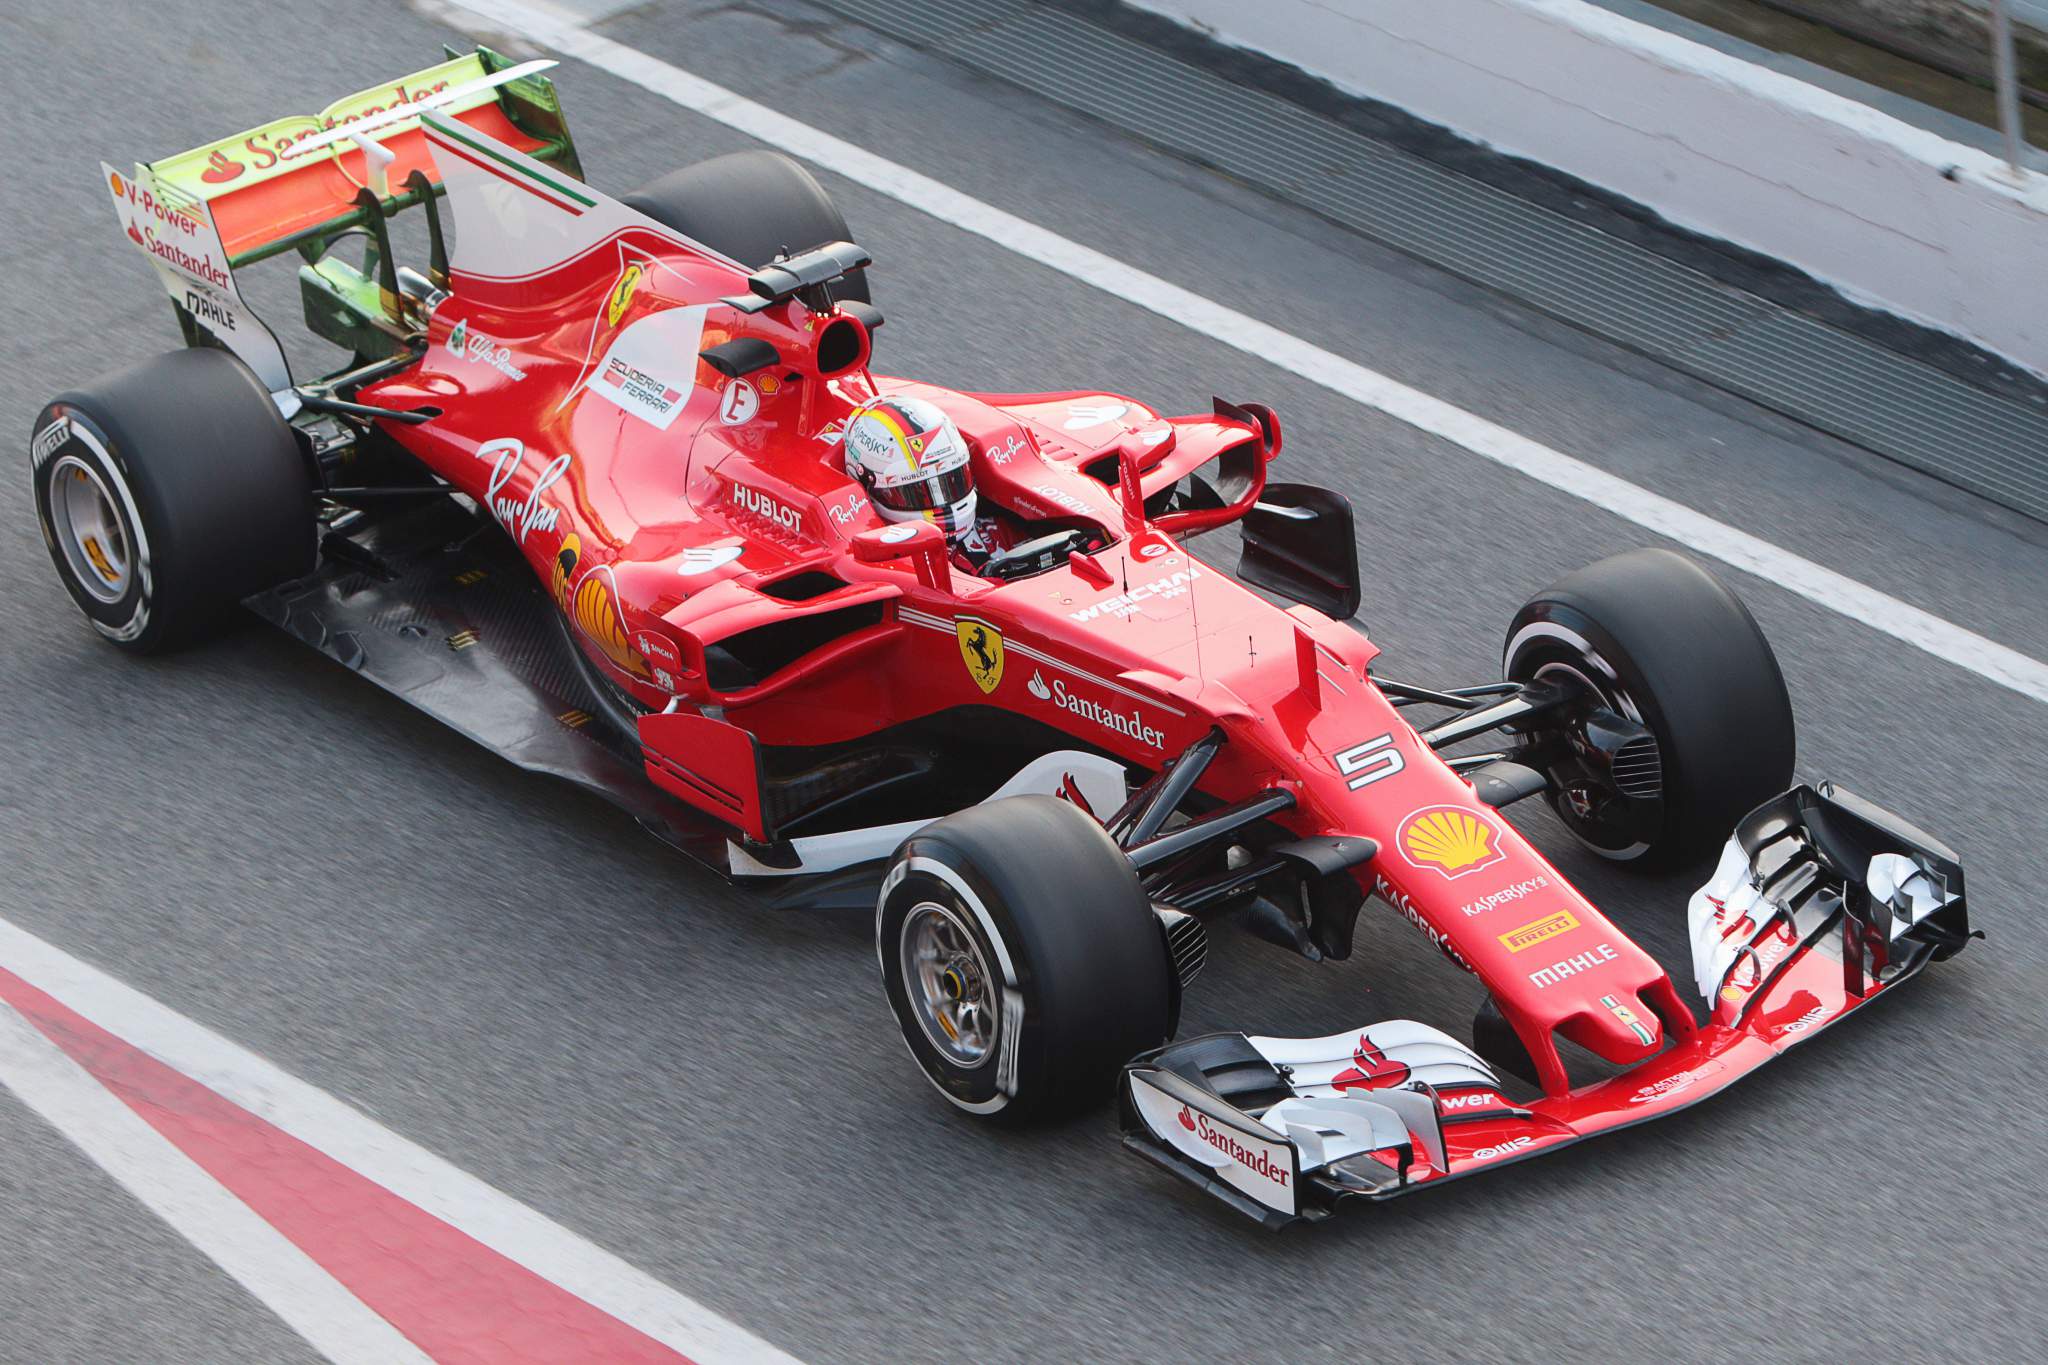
[[148, 48, 581, 268], [101, 48, 585, 398]]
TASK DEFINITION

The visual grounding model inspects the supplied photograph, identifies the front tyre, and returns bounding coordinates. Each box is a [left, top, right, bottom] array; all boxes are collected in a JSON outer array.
[[1505, 548, 1795, 865], [878, 795, 1172, 1124], [30, 349, 314, 653]]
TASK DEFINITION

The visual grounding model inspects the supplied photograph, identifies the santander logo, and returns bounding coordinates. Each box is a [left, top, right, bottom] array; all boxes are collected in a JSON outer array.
[[200, 148, 246, 184], [1331, 1035, 1408, 1092], [1175, 1105, 1289, 1187], [1025, 669, 1166, 749]]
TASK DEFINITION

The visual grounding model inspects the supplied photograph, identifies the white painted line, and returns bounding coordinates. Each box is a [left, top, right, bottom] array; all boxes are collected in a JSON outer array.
[[448, 0, 2048, 709], [0, 915, 803, 1365], [0, 1001, 434, 1365]]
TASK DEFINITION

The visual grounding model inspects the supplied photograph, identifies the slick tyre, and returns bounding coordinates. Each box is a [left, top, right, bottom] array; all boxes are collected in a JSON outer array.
[[1505, 548, 1794, 865], [30, 348, 315, 654], [878, 795, 1172, 1124], [625, 151, 870, 303]]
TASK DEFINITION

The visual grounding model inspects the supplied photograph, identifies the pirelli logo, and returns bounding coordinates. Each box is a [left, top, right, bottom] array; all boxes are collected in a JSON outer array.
[[1499, 910, 1580, 953]]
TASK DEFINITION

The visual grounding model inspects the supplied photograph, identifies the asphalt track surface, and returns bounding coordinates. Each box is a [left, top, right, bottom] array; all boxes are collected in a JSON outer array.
[[3, 1, 2046, 1360]]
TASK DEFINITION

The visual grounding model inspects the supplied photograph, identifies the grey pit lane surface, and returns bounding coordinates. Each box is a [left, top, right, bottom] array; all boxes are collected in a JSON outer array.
[[2, 0, 2045, 1360]]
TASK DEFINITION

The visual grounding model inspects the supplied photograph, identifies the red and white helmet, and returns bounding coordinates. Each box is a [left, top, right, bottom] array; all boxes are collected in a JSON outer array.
[[842, 397, 976, 535]]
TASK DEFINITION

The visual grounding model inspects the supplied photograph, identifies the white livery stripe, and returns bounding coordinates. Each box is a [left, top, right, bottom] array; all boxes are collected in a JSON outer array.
[[451, 0, 2048, 710], [1005, 639, 1186, 715], [897, 607, 1185, 714]]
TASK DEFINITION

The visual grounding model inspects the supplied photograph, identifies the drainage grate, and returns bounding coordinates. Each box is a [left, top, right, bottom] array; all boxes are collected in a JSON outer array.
[[812, 0, 2048, 524]]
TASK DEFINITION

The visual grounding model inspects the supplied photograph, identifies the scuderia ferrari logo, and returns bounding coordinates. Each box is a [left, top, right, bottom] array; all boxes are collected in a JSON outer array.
[[957, 619, 1005, 694]]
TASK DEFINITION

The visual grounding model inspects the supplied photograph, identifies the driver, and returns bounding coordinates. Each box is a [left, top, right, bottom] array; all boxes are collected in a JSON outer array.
[[842, 397, 985, 554]]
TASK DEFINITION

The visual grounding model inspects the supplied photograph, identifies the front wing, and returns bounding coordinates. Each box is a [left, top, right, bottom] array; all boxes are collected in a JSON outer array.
[[1121, 782, 1974, 1228]]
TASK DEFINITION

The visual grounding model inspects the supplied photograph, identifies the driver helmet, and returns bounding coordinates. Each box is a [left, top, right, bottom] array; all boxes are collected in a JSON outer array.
[[842, 397, 976, 536]]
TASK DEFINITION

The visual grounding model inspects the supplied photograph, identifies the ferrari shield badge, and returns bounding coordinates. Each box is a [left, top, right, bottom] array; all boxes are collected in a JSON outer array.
[[957, 619, 1005, 695], [606, 262, 645, 327]]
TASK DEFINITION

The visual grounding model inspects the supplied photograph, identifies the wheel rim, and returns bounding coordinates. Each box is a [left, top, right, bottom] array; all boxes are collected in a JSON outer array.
[[48, 454, 131, 603], [900, 901, 999, 1068]]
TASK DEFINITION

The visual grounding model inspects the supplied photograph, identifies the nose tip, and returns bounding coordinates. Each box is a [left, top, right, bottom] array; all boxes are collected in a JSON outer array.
[[1591, 989, 1661, 1056]]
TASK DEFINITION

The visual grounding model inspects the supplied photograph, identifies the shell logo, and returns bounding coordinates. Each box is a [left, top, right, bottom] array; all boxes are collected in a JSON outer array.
[[573, 566, 639, 673], [1397, 805, 1508, 880]]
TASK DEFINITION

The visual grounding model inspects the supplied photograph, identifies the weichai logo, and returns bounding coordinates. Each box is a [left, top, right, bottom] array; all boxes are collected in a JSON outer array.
[[1066, 565, 1201, 622]]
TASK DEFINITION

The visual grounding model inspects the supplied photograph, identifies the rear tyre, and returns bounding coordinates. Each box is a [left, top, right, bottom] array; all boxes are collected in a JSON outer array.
[[30, 348, 314, 653], [625, 150, 870, 303], [1504, 548, 1795, 865], [878, 795, 1172, 1124]]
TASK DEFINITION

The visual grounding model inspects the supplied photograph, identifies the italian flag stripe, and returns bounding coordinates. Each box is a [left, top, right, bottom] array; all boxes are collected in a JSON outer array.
[[425, 117, 596, 209]]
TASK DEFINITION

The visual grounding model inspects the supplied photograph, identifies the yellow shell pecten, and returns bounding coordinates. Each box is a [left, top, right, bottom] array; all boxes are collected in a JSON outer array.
[[1401, 808, 1497, 872]]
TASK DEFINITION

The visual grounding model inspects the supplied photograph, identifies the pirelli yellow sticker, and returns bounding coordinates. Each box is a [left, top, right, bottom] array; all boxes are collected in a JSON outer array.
[[1500, 909, 1580, 953]]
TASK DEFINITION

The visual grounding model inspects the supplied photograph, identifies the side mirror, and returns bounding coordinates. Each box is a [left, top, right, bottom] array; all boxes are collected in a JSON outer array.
[[851, 519, 951, 591], [1237, 482, 1362, 621]]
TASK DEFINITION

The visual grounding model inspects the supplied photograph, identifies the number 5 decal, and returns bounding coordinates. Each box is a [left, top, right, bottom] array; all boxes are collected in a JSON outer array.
[[1335, 733, 1404, 790]]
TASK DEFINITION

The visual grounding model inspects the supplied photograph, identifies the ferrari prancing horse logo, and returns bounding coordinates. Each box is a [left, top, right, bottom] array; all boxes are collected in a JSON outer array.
[[606, 262, 645, 327], [957, 619, 1005, 695]]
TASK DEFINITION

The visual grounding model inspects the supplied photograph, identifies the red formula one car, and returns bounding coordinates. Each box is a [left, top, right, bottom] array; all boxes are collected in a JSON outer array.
[[34, 56, 1973, 1226]]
